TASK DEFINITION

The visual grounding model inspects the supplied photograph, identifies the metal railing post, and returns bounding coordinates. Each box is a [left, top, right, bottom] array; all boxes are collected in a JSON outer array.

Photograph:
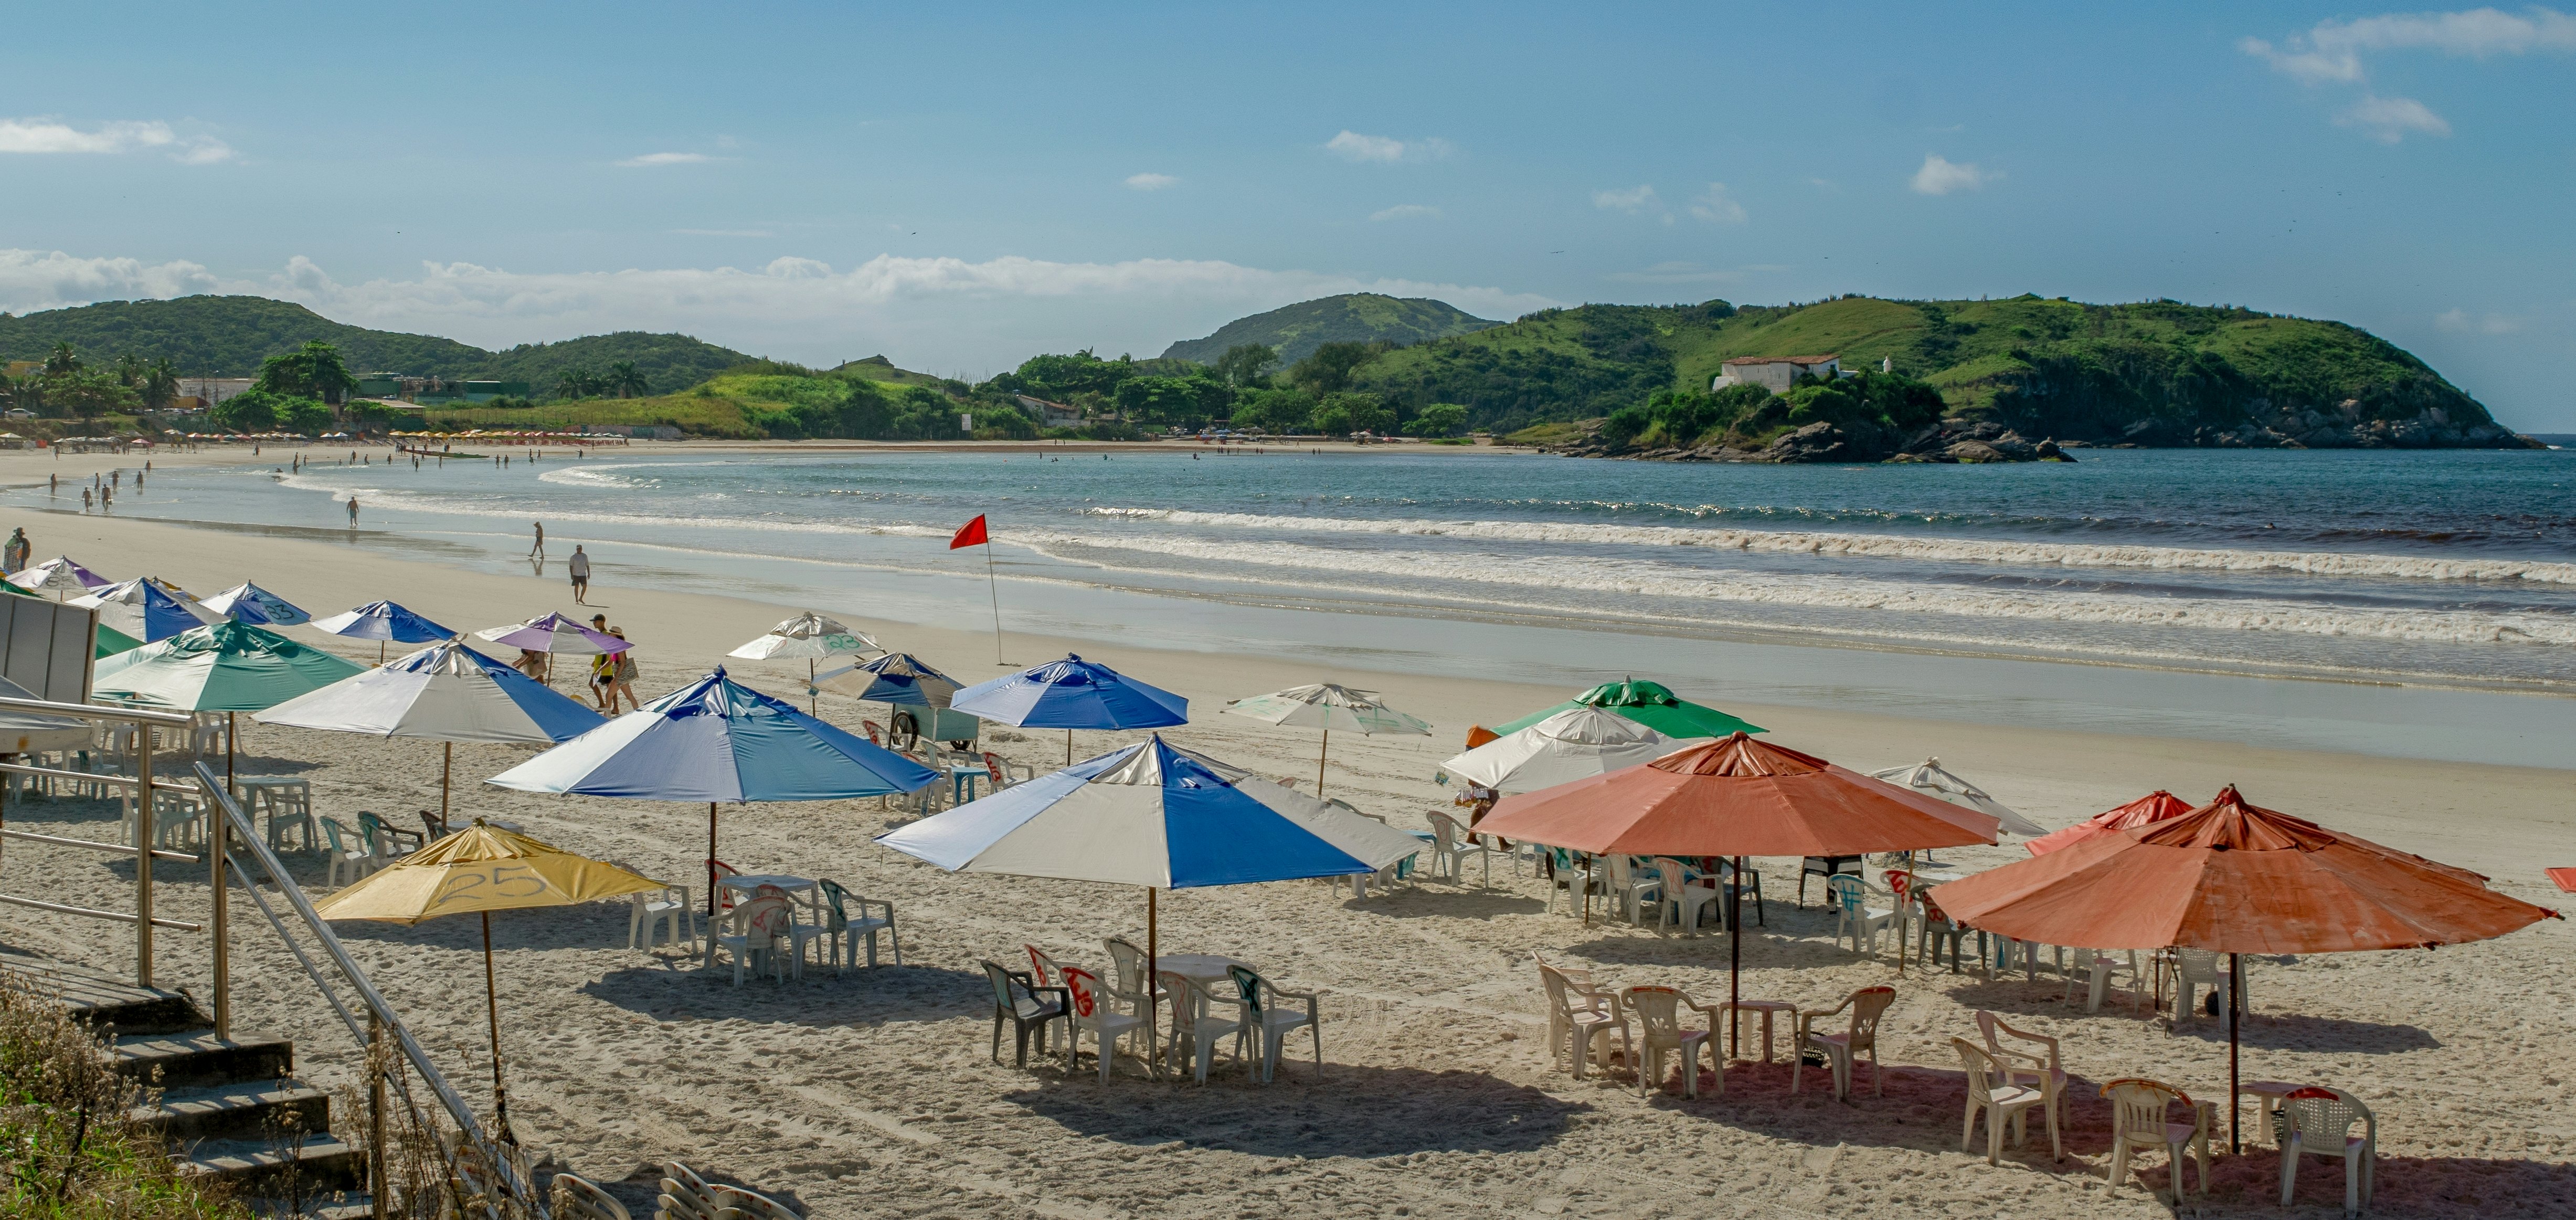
[[210, 756, 230, 1040], [134, 716, 155, 987]]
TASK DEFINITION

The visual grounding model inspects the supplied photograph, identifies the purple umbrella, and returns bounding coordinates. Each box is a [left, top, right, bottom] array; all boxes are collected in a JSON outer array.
[[474, 612, 630, 656]]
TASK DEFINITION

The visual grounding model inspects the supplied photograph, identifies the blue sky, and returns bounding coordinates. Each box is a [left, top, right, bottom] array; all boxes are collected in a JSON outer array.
[[5, 3, 2573, 427]]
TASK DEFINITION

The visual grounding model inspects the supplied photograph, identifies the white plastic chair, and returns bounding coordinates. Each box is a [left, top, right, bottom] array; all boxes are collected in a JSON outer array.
[[809, 878, 898, 970], [1602, 854, 1662, 925], [1953, 1037, 2060, 1164], [251, 784, 316, 853], [1424, 810, 1491, 884], [1061, 966, 1149, 1082], [2278, 1086, 2376, 1216], [627, 885, 694, 951], [1160, 970, 1248, 1085], [553, 1172, 632, 1220], [712, 895, 795, 985], [1974, 1009, 2066, 1153], [2171, 949, 2246, 1024], [1229, 964, 1322, 1083], [1794, 985, 1895, 1101], [1827, 875, 1897, 958], [2100, 1078, 2213, 1205], [1619, 985, 1711, 1098], [1648, 858, 1720, 936], [1535, 958, 1621, 1080], [2070, 949, 2145, 1013], [319, 817, 379, 887], [1102, 937, 1159, 1023]]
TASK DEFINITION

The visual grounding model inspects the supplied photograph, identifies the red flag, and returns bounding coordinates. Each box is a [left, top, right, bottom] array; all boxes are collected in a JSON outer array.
[[949, 514, 989, 549]]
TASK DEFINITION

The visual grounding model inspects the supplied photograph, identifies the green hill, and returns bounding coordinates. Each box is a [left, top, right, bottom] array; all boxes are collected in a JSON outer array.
[[0, 296, 753, 396], [1162, 293, 1500, 365], [1349, 295, 2511, 444]]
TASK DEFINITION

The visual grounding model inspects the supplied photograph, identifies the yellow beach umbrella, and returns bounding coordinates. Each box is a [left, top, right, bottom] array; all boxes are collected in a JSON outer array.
[[312, 820, 664, 1142]]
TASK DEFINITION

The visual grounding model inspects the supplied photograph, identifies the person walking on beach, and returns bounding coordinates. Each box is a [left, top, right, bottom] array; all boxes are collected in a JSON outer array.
[[99, 485, 111, 510], [528, 521, 545, 561], [3, 528, 28, 576], [567, 544, 591, 604], [81, 488, 92, 512], [346, 497, 359, 528], [606, 628, 641, 712], [588, 647, 617, 712]]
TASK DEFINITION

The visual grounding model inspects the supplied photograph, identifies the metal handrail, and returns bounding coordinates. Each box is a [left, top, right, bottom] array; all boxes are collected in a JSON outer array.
[[198, 763, 543, 1217], [0, 697, 184, 983], [0, 695, 193, 725]]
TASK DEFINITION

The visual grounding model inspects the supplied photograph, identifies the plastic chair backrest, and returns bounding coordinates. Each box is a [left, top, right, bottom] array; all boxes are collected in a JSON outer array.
[[1062, 966, 1102, 1018], [2176, 948, 2222, 979], [1828, 874, 1866, 912], [320, 817, 356, 854], [981, 961, 1017, 1013], [1024, 944, 1059, 987], [1426, 811, 1459, 849], [1848, 986, 1895, 1046], [1537, 963, 1573, 1015], [1227, 965, 1264, 1018], [738, 895, 795, 939], [1952, 1038, 2000, 1103], [862, 720, 884, 745], [983, 752, 1008, 784], [1883, 869, 1911, 904], [2282, 1086, 2370, 1148], [2100, 1078, 2191, 1147], [1625, 985, 1684, 1034], [1104, 937, 1147, 996], [1650, 858, 1690, 897], [1156, 971, 1197, 1035], [817, 878, 854, 931], [553, 1172, 631, 1220]]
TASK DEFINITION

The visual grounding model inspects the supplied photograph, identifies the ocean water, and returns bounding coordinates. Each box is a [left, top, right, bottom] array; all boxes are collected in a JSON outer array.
[[28, 444, 2576, 767]]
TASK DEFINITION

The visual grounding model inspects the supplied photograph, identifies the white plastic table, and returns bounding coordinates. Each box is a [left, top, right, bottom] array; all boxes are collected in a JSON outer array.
[[708, 874, 823, 968]]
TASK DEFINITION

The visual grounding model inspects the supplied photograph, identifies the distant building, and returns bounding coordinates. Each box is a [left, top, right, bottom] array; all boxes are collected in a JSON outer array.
[[1013, 394, 1084, 428], [184, 376, 257, 405], [1713, 354, 1848, 393]]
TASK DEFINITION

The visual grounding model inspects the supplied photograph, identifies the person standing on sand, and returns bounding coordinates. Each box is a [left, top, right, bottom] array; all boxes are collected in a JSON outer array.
[[606, 628, 640, 713], [529, 521, 545, 561], [346, 497, 359, 528], [3, 528, 28, 576], [81, 488, 92, 512], [568, 544, 591, 604], [588, 648, 617, 712]]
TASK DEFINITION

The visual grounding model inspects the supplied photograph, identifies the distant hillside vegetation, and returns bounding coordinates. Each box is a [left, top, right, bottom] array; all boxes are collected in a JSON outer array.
[[1350, 295, 2512, 444], [0, 296, 749, 396], [1162, 293, 1500, 365]]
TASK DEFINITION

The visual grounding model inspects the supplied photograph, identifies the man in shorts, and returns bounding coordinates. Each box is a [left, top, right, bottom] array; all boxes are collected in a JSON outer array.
[[568, 544, 591, 604]]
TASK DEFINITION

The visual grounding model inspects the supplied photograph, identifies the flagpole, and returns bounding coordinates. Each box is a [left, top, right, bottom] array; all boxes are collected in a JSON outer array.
[[983, 537, 1004, 667]]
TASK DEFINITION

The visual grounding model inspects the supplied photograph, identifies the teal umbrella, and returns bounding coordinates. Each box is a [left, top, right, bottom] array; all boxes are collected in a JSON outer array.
[[1489, 679, 1764, 740], [93, 620, 370, 790]]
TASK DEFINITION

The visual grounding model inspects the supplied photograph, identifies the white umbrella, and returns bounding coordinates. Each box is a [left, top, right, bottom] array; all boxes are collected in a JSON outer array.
[[1868, 757, 2048, 837], [257, 640, 607, 824], [1223, 682, 1432, 796], [725, 612, 879, 713], [1438, 707, 1679, 793], [7, 555, 111, 600], [202, 582, 312, 626]]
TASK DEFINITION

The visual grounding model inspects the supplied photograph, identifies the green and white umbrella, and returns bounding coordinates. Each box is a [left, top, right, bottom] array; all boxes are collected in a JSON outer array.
[[1490, 678, 1765, 741], [726, 612, 880, 713], [92, 620, 369, 788], [1224, 682, 1432, 797]]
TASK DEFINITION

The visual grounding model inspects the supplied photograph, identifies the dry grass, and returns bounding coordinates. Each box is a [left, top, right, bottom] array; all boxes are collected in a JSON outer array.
[[0, 974, 246, 1219]]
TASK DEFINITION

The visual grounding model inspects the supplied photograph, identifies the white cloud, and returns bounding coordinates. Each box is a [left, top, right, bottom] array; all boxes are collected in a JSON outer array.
[[1368, 204, 1440, 222], [2243, 8, 2574, 136], [1123, 172, 1178, 191], [1592, 185, 1658, 213], [2436, 307, 2522, 333], [0, 118, 232, 164], [1688, 183, 1747, 224], [1324, 131, 1451, 163], [616, 152, 708, 167], [0, 246, 1562, 379], [2340, 93, 2454, 141], [1910, 154, 1992, 195]]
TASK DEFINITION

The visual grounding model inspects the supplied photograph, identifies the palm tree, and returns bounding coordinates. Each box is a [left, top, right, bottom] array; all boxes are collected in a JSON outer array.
[[556, 367, 597, 399], [44, 342, 81, 375], [607, 362, 648, 398], [143, 359, 181, 410]]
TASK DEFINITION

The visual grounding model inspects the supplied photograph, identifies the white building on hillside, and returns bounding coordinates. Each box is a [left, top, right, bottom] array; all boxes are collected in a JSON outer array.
[[1712, 353, 1849, 393]]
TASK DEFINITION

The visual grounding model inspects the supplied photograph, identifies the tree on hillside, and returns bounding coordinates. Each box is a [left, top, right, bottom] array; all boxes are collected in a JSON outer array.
[[1287, 341, 1380, 395], [1403, 402, 1469, 438], [45, 370, 142, 418], [0, 375, 38, 417], [1211, 343, 1278, 388], [44, 342, 81, 375], [252, 340, 359, 404], [556, 366, 602, 399], [606, 362, 649, 398], [113, 353, 144, 388], [142, 359, 179, 410]]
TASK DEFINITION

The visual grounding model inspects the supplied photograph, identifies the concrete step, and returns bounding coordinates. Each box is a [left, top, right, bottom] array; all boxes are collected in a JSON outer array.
[[236, 1192, 375, 1219], [0, 948, 204, 1035], [113, 1031, 293, 1089], [176, 1134, 366, 1196], [137, 1081, 333, 1144]]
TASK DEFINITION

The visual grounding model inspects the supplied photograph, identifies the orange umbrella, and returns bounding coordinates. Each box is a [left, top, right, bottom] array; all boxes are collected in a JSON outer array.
[[2022, 789, 2196, 857], [1929, 785, 2557, 1149], [1477, 732, 2000, 1057]]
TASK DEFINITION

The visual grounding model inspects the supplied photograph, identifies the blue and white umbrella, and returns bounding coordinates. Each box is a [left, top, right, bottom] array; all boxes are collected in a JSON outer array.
[[257, 639, 606, 822], [202, 582, 312, 626], [879, 734, 1425, 1048], [486, 667, 939, 919], [951, 653, 1188, 763], [71, 577, 225, 643], [6, 555, 111, 600], [311, 600, 455, 663], [815, 651, 963, 708]]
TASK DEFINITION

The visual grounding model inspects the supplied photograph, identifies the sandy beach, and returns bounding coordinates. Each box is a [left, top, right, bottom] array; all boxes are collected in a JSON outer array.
[[4, 445, 2573, 1218]]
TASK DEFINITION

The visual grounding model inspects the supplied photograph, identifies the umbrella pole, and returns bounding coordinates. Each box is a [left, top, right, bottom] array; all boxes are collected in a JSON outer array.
[[226, 712, 236, 800], [1147, 887, 1160, 1079], [1729, 856, 1742, 1060], [809, 659, 817, 717], [378, 640, 386, 666], [1901, 858, 1915, 973], [441, 743, 451, 827], [706, 803, 718, 922], [1315, 729, 1328, 797], [482, 911, 512, 1144], [1066, 729, 1074, 766], [2229, 952, 2242, 1154]]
